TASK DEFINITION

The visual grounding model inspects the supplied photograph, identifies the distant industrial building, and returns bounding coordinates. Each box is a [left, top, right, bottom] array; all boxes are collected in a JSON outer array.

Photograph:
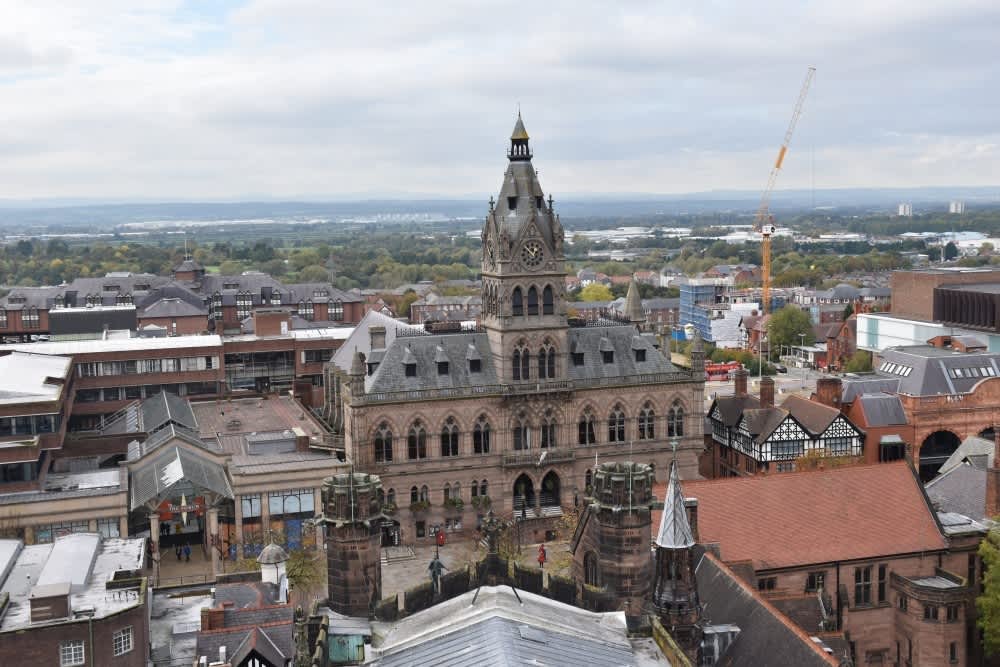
[[898, 203, 913, 217], [950, 200, 966, 214]]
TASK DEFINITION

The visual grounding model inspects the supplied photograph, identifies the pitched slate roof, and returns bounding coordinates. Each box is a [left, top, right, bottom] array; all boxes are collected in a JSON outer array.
[[330, 310, 419, 375], [780, 395, 840, 435], [139, 297, 206, 318], [876, 345, 1000, 396], [855, 393, 907, 427], [710, 395, 762, 428], [695, 552, 840, 667], [840, 375, 900, 403], [937, 435, 995, 474], [680, 463, 947, 571], [129, 445, 232, 510], [925, 462, 987, 521]]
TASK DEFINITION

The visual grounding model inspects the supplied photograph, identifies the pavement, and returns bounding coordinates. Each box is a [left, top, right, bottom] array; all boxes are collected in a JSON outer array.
[[381, 540, 480, 601]]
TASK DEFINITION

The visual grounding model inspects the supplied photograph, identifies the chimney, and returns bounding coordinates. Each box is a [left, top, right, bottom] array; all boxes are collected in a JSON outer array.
[[815, 377, 842, 409], [733, 368, 748, 397], [369, 325, 386, 350], [759, 375, 775, 408], [684, 498, 699, 541], [200, 606, 225, 631], [988, 428, 1000, 519]]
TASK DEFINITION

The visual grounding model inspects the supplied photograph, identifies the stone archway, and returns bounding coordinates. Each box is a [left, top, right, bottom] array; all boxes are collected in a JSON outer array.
[[541, 471, 561, 508], [513, 474, 536, 518], [918, 430, 962, 482]]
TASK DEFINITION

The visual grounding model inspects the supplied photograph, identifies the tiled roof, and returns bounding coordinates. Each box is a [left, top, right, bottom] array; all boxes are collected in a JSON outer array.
[[855, 393, 907, 427], [780, 395, 839, 435], [710, 395, 762, 428], [669, 463, 947, 570]]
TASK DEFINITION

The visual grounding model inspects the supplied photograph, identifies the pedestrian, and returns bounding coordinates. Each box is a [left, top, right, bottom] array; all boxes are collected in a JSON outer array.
[[183, 543, 191, 562], [537, 544, 546, 569], [175, 545, 182, 561]]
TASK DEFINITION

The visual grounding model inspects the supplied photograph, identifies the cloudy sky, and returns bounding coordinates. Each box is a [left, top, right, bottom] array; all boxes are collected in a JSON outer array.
[[0, 1, 997, 200]]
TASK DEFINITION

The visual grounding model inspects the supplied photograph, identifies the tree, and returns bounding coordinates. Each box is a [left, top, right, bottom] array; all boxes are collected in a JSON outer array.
[[944, 241, 959, 261], [297, 265, 330, 283], [766, 305, 813, 360], [981, 242, 995, 257], [843, 350, 873, 373], [979, 527, 1000, 655], [578, 283, 613, 302], [218, 260, 245, 275], [842, 303, 854, 321]]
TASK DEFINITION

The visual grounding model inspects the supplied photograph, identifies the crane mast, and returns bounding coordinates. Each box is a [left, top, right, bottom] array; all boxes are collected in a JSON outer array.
[[757, 66, 815, 315]]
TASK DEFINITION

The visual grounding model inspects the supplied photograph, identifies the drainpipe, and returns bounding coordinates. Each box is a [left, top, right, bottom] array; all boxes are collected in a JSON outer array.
[[835, 561, 842, 630], [88, 611, 95, 666]]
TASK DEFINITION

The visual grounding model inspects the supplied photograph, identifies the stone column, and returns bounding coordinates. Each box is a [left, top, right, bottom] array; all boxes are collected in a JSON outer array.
[[149, 513, 161, 585], [314, 487, 325, 549], [119, 515, 129, 538], [234, 495, 245, 559], [261, 493, 272, 544], [88, 519, 98, 532], [207, 508, 220, 577]]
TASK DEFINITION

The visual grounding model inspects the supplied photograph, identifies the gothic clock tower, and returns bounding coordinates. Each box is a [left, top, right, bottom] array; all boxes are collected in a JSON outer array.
[[481, 114, 568, 385]]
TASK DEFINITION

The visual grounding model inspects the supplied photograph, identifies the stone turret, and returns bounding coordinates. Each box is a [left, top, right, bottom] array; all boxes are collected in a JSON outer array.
[[319, 472, 384, 617], [348, 348, 366, 397], [689, 329, 705, 377], [653, 459, 703, 659], [625, 278, 646, 329], [572, 461, 654, 625]]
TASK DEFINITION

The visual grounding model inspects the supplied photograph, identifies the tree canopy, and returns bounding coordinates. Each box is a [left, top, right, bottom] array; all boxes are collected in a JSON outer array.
[[979, 527, 1000, 655], [843, 350, 873, 373], [766, 305, 813, 358], [577, 283, 614, 302]]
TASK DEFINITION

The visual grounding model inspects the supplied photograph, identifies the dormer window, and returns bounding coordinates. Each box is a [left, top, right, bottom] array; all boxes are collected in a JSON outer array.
[[469, 359, 481, 373], [602, 350, 614, 364], [634, 348, 646, 362], [507, 196, 517, 211], [103, 284, 120, 292], [405, 363, 417, 377], [437, 361, 449, 376], [572, 352, 585, 366]]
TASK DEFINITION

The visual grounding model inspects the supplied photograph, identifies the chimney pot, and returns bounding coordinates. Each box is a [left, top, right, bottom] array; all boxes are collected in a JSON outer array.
[[733, 369, 748, 397], [759, 376, 775, 408]]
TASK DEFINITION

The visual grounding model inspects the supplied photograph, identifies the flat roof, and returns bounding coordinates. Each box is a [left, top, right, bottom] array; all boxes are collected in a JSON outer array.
[[3, 334, 222, 355], [0, 535, 145, 632], [0, 352, 72, 406], [223, 327, 355, 343]]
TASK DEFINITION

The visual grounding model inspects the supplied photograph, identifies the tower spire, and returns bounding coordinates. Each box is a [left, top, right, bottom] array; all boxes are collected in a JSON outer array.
[[655, 459, 695, 549], [508, 112, 532, 161], [625, 277, 646, 327]]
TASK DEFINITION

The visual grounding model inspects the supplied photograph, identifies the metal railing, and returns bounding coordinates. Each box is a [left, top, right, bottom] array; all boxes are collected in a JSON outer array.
[[503, 448, 574, 467]]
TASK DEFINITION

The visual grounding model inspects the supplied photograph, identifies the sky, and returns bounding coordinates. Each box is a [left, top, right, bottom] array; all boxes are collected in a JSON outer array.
[[0, 0, 998, 201]]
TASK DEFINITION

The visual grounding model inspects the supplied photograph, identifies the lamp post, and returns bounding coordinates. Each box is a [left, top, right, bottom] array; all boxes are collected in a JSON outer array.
[[798, 332, 806, 368]]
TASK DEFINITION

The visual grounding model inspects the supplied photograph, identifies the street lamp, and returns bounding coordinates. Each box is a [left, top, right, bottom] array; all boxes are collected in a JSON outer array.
[[798, 332, 806, 368]]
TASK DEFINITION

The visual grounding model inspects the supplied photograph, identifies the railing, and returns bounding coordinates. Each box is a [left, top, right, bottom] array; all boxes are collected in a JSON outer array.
[[224, 363, 295, 380], [503, 448, 575, 468]]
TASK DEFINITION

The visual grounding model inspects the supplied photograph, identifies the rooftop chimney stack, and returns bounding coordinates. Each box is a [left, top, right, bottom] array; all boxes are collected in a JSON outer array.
[[733, 368, 748, 397], [759, 375, 775, 408], [815, 377, 842, 409]]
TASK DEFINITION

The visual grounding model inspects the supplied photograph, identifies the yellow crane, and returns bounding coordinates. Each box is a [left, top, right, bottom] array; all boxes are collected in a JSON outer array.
[[757, 66, 816, 315]]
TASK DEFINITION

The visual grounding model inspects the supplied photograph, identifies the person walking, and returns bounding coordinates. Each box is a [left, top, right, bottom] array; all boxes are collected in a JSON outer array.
[[175, 544, 182, 561], [183, 543, 191, 562]]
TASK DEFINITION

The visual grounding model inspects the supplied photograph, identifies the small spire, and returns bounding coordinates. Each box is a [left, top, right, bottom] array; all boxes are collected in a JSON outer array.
[[625, 278, 645, 324], [655, 459, 695, 549], [350, 347, 365, 376], [508, 112, 532, 161], [511, 112, 529, 140]]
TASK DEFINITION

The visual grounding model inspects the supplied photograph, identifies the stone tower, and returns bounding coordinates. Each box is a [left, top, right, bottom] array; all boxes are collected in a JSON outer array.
[[571, 461, 654, 623], [320, 471, 384, 617], [480, 113, 569, 384], [624, 278, 647, 330], [653, 459, 703, 658]]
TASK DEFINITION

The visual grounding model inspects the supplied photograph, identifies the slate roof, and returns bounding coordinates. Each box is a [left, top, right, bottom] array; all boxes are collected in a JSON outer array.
[[680, 462, 947, 570], [139, 297, 206, 318], [840, 375, 900, 403], [781, 395, 840, 435], [710, 395, 762, 428], [655, 460, 694, 549], [330, 310, 419, 375], [937, 435, 995, 474], [695, 552, 839, 667], [876, 345, 1000, 396], [130, 445, 232, 510], [197, 621, 293, 667], [855, 393, 907, 427], [925, 462, 987, 521]]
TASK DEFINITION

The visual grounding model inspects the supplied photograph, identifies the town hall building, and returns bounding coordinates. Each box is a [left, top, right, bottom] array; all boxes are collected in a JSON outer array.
[[328, 116, 706, 546]]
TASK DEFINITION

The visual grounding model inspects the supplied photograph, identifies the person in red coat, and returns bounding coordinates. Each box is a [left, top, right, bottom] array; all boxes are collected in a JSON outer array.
[[436, 528, 446, 548], [537, 544, 546, 569]]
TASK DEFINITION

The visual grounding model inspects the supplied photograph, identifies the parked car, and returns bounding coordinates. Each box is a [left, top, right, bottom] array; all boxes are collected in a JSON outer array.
[[774, 364, 788, 373]]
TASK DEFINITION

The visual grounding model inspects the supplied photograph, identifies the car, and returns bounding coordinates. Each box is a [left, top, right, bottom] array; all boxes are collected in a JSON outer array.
[[774, 364, 788, 374]]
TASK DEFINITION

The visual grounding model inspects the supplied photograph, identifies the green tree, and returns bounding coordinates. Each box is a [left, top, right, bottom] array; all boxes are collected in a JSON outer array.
[[843, 350, 873, 373], [944, 241, 959, 261], [766, 305, 813, 360], [578, 283, 614, 302], [218, 260, 245, 275], [979, 527, 1000, 655], [842, 303, 854, 321], [297, 265, 330, 283]]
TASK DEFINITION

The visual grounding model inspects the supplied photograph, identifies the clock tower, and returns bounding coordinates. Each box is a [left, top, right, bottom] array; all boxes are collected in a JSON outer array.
[[481, 114, 568, 384]]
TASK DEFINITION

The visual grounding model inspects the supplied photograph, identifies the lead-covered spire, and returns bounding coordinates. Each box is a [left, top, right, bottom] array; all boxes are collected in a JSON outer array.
[[655, 459, 695, 549]]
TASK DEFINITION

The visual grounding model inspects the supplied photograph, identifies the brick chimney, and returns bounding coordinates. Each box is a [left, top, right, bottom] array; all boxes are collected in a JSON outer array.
[[759, 376, 775, 408], [733, 368, 748, 397], [815, 377, 842, 409], [988, 428, 1000, 519]]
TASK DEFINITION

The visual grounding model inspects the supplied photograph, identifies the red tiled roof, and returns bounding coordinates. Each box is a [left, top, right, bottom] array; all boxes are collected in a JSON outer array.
[[653, 462, 946, 571]]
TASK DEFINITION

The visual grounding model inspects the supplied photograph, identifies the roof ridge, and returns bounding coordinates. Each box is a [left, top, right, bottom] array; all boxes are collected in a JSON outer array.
[[697, 552, 840, 666]]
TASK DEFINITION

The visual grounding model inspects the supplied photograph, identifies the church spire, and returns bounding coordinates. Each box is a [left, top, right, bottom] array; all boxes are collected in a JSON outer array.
[[508, 112, 532, 161], [625, 277, 646, 326], [655, 459, 695, 549]]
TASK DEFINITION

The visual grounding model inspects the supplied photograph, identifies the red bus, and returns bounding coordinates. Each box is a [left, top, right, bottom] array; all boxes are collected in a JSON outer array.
[[705, 361, 742, 381]]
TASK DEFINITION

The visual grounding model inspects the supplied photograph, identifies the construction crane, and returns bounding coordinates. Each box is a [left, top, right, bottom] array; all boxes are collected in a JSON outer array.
[[757, 66, 816, 315]]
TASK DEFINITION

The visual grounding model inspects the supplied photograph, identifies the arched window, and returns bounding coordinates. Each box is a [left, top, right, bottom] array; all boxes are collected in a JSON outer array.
[[538, 340, 556, 379], [420, 485, 429, 502], [471, 482, 479, 497], [608, 406, 625, 443], [473, 415, 491, 454], [408, 421, 427, 460], [638, 403, 655, 440], [512, 287, 524, 316], [480, 480, 488, 497], [373, 422, 393, 462], [410, 486, 419, 503], [668, 401, 685, 437], [387, 489, 396, 506], [584, 551, 601, 587], [578, 409, 596, 445], [585, 469, 593, 491], [543, 285, 554, 315], [454, 481, 461, 499], [513, 413, 530, 450], [440, 417, 459, 457], [527, 286, 539, 315], [443, 483, 451, 501], [541, 409, 557, 449], [546, 347, 556, 378], [513, 342, 529, 381]]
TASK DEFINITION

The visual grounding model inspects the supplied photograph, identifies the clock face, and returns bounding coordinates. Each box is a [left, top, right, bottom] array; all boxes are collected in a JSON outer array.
[[520, 241, 544, 268]]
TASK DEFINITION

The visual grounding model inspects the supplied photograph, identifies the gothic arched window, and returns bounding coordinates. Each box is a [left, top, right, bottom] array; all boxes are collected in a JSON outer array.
[[543, 285, 554, 315], [578, 409, 597, 445], [512, 287, 524, 316], [513, 342, 530, 381], [420, 485, 429, 502], [584, 551, 601, 587], [668, 401, 685, 437], [480, 480, 488, 497], [541, 409, 557, 449], [527, 286, 539, 315], [440, 417, 459, 457], [410, 486, 419, 503], [473, 415, 491, 454], [408, 421, 427, 460], [373, 422, 393, 462], [513, 413, 530, 450], [608, 406, 625, 443], [638, 403, 656, 440]]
